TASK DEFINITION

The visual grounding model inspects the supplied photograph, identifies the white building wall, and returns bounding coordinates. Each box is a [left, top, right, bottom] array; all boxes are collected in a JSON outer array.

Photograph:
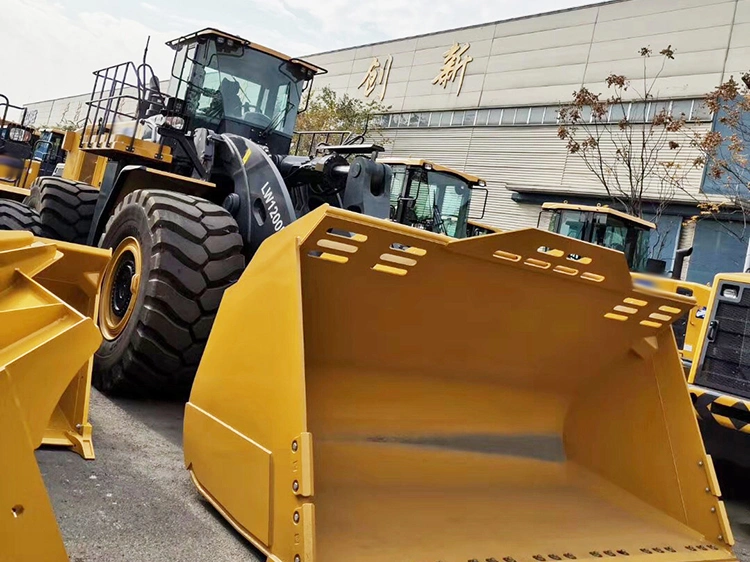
[[25, 81, 170, 129], [21, 0, 750, 247], [304, 0, 741, 235], [307, 0, 741, 110]]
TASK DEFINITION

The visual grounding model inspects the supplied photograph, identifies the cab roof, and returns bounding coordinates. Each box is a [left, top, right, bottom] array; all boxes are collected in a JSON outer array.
[[378, 157, 486, 185], [541, 202, 656, 230], [166, 28, 326, 76]]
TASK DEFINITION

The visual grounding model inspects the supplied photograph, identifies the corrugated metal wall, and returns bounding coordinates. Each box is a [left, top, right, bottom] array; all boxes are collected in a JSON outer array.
[[382, 127, 546, 231], [382, 119, 712, 232]]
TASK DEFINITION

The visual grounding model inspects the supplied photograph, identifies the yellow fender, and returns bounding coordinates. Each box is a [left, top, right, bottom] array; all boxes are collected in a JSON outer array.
[[186, 206, 735, 562], [0, 231, 108, 561]]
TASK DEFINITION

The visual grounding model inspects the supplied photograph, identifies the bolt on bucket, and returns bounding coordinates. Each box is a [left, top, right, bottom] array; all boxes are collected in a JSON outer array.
[[185, 206, 735, 562]]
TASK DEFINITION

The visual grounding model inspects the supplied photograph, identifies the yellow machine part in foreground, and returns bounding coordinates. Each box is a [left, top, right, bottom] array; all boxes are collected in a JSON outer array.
[[34, 238, 111, 457], [687, 272, 750, 434], [0, 232, 108, 561], [185, 206, 736, 562], [0, 156, 40, 195], [632, 274, 711, 365]]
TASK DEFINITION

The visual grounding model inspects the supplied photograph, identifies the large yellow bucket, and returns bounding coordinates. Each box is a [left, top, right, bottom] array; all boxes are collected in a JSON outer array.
[[0, 231, 107, 561], [185, 206, 735, 562]]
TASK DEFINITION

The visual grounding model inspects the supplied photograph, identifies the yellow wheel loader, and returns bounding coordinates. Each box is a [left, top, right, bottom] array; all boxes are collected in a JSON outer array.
[[0, 96, 68, 199], [0, 28, 400, 399], [687, 273, 750, 469], [0, 95, 40, 196], [381, 157, 489, 238], [539, 202, 710, 367], [1, 222, 741, 562], [293, 130, 492, 239]]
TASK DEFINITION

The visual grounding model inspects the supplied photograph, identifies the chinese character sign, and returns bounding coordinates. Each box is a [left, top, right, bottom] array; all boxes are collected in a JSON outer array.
[[358, 55, 393, 102], [432, 43, 473, 96]]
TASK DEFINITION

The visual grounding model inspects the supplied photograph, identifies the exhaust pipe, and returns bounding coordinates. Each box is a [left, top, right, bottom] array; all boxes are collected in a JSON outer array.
[[672, 246, 693, 279]]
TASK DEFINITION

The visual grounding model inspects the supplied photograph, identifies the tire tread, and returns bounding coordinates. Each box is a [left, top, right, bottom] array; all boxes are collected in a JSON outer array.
[[36, 176, 99, 243], [93, 189, 245, 398]]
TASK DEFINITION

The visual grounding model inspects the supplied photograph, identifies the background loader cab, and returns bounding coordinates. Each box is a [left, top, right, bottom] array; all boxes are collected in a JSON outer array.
[[32, 128, 67, 177], [381, 157, 488, 238], [0, 95, 68, 198], [540, 202, 654, 273], [0, 94, 38, 194], [539, 202, 709, 366]]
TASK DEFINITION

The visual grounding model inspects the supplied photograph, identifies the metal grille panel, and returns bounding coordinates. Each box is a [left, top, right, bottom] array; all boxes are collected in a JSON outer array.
[[694, 284, 750, 399]]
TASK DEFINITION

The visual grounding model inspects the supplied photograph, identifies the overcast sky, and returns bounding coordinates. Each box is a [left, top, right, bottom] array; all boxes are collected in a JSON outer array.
[[1, 0, 600, 105]]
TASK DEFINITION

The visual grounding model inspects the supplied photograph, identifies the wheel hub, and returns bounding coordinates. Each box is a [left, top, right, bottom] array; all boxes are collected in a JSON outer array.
[[100, 237, 142, 341], [111, 257, 136, 318]]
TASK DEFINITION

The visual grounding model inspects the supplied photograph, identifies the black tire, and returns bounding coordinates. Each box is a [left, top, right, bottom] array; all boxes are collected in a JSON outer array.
[[35, 177, 99, 244], [0, 199, 45, 236], [93, 189, 245, 399]]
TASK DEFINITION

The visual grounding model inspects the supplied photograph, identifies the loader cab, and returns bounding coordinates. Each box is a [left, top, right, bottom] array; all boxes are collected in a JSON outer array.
[[0, 122, 34, 159], [540, 202, 654, 272], [382, 158, 488, 238], [166, 29, 325, 155], [0, 103, 37, 188], [32, 128, 66, 176]]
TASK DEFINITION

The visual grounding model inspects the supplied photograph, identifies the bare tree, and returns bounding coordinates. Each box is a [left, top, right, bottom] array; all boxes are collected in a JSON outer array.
[[691, 74, 750, 241], [557, 46, 700, 258]]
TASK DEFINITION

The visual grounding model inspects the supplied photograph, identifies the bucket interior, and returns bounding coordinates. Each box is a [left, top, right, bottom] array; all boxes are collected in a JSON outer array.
[[299, 219, 725, 562]]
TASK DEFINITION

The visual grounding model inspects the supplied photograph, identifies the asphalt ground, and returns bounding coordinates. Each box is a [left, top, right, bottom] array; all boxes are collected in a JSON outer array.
[[37, 389, 750, 562], [36, 390, 263, 562]]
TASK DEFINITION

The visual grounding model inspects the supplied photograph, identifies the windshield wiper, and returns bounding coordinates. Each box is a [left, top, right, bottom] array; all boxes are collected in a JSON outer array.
[[260, 99, 295, 138]]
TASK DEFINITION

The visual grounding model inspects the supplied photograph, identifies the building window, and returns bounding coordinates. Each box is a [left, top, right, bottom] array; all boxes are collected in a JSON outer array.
[[671, 99, 694, 120], [687, 220, 748, 285], [691, 101, 712, 121], [543, 106, 559, 124], [645, 214, 681, 274], [630, 102, 647, 122], [501, 108, 516, 125], [475, 109, 490, 126], [375, 97, 711, 130], [529, 106, 545, 124]]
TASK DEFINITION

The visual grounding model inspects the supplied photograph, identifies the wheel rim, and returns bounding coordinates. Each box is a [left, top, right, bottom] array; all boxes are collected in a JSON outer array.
[[100, 236, 141, 341]]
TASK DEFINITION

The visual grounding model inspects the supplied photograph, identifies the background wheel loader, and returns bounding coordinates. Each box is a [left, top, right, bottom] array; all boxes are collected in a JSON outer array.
[[293, 129, 492, 239], [539, 202, 710, 368], [0, 95, 67, 198], [686, 273, 750, 470], [0, 28, 399, 399], [380, 156, 489, 238]]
